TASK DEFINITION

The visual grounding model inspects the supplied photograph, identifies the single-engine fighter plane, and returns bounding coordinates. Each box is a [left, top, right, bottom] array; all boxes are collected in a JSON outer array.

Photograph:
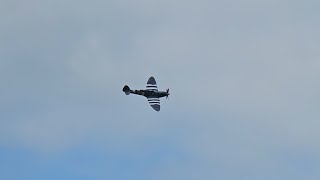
[[122, 76, 169, 111]]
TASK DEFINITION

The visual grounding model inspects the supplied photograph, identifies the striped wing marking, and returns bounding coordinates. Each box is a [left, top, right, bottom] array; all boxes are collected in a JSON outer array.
[[147, 98, 160, 111], [146, 76, 158, 91]]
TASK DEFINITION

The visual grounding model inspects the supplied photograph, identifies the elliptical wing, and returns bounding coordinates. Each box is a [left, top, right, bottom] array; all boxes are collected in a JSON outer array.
[[147, 97, 160, 111], [146, 76, 158, 91]]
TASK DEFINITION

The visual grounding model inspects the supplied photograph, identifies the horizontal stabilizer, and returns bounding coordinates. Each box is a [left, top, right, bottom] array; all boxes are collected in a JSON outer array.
[[123, 85, 131, 95]]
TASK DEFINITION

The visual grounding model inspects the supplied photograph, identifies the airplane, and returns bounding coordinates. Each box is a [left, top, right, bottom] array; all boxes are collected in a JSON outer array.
[[122, 76, 169, 111]]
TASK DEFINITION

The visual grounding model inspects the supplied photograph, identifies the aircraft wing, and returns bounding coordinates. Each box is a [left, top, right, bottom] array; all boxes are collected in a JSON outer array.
[[147, 97, 160, 111], [146, 76, 158, 91]]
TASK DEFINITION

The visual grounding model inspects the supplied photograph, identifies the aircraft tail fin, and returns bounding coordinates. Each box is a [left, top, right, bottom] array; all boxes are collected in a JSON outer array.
[[123, 85, 131, 95]]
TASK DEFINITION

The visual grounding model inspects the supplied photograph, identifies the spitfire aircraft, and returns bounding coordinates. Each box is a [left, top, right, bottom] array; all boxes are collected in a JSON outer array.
[[122, 77, 169, 111]]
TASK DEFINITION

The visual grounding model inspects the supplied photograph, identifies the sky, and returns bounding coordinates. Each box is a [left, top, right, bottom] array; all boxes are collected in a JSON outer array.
[[1, 0, 320, 179]]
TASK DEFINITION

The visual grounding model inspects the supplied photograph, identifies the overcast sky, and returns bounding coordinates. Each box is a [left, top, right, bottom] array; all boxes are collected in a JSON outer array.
[[1, 0, 320, 179]]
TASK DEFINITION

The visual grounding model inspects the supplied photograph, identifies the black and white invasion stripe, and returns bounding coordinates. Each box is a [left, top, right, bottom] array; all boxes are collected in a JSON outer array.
[[146, 77, 158, 91], [147, 98, 160, 105]]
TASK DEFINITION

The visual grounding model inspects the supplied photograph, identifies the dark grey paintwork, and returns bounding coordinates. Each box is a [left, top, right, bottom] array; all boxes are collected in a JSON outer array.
[[147, 76, 157, 85], [122, 77, 169, 111]]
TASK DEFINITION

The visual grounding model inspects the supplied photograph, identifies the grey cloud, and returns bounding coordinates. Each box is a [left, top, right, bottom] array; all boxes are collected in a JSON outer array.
[[1, 0, 320, 179]]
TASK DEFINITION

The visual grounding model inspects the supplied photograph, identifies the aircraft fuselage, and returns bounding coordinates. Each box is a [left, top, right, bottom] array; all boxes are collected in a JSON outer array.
[[122, 76, 169, 111], [130, 89, 168, 98]]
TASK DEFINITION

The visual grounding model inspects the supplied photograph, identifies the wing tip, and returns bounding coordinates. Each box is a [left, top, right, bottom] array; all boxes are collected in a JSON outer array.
[[147, 76, 157, 85], [151, 104, 160, 111]]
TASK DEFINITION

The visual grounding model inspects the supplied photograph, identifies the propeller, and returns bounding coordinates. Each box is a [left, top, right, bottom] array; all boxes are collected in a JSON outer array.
[[166, 88, 170, 99]]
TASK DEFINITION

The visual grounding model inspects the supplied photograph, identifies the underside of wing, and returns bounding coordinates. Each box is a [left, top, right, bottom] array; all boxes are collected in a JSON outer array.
[[147, 98, 160, 111], [146, 76, 158, 91]]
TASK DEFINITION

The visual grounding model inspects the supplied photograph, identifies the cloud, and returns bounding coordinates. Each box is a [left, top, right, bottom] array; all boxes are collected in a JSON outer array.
[[0, 0, 320, 179]]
